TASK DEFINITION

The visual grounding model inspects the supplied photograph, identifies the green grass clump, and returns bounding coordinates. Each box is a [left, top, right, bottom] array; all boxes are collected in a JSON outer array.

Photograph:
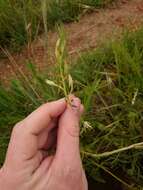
[[1, 27, 143, 189], [0, 0, 114, 52], [0, 0, 41, 51]]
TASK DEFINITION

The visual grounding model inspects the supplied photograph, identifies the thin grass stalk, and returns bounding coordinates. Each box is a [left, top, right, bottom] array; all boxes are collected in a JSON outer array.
[[82, 142, 143, 159], [42, 0, 48, 64], [0, 47, 41, 100], [91, 160, 133, 189]]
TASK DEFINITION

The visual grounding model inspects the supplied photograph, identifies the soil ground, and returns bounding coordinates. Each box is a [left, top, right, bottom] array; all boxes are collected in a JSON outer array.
[[0, 0, 143, 83]]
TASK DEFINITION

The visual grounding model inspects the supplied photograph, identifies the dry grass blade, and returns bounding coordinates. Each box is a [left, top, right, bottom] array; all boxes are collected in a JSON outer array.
[[82, 142, 143, 158]]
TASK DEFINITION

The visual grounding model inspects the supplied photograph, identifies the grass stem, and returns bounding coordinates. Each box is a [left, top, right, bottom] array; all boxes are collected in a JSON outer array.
[[82, 142, 143, 158]]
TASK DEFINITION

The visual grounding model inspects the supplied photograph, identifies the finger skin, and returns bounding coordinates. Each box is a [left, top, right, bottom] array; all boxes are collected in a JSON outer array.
[[23, 98, 66, 135], [56, 97, 84, 163]]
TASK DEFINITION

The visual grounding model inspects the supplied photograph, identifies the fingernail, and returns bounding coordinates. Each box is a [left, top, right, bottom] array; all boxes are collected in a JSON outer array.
[[71, 97, 81, 111]]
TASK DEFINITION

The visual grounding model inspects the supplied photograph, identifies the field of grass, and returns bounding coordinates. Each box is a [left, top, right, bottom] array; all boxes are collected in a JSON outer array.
[[1, 0, 143, 189], [0, 0, 114, 51], [1, 26, 143, 189]]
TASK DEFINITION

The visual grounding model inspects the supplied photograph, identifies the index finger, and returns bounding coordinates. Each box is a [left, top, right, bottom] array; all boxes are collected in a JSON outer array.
[[23, 98, 66, 135]]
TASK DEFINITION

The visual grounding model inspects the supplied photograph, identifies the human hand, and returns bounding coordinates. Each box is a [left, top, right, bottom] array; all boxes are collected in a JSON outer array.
[[0, 96, 88, 190]]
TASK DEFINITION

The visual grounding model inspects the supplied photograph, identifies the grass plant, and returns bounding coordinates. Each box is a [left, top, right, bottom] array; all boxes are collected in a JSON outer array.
[[1, 27, 143, 189]]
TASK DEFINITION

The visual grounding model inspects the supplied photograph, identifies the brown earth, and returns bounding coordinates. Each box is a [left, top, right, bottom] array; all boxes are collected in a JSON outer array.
[[0, 0, 143, 83]]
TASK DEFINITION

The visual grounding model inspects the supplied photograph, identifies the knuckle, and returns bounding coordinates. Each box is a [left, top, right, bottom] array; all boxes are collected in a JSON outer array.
[[12, 121, 24, 134], [65, 123, 80, 138]]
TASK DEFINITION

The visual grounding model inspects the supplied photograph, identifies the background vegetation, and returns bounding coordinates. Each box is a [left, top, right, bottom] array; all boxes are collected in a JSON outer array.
[[0, 0, 114, 51], [1, 27, 143, 189], [0, 0, 143, 189]]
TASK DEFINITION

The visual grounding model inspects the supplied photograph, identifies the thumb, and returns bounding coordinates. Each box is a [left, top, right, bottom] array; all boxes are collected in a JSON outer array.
[[56, 96, 84, 162]]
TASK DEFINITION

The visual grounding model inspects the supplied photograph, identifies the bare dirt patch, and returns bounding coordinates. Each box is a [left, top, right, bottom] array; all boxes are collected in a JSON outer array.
[[0, 0, 143, 83]]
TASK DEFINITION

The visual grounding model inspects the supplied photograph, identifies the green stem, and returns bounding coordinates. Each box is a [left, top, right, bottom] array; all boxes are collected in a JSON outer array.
[[59, 63, 70, 104], [82, 142, 143, 158]]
